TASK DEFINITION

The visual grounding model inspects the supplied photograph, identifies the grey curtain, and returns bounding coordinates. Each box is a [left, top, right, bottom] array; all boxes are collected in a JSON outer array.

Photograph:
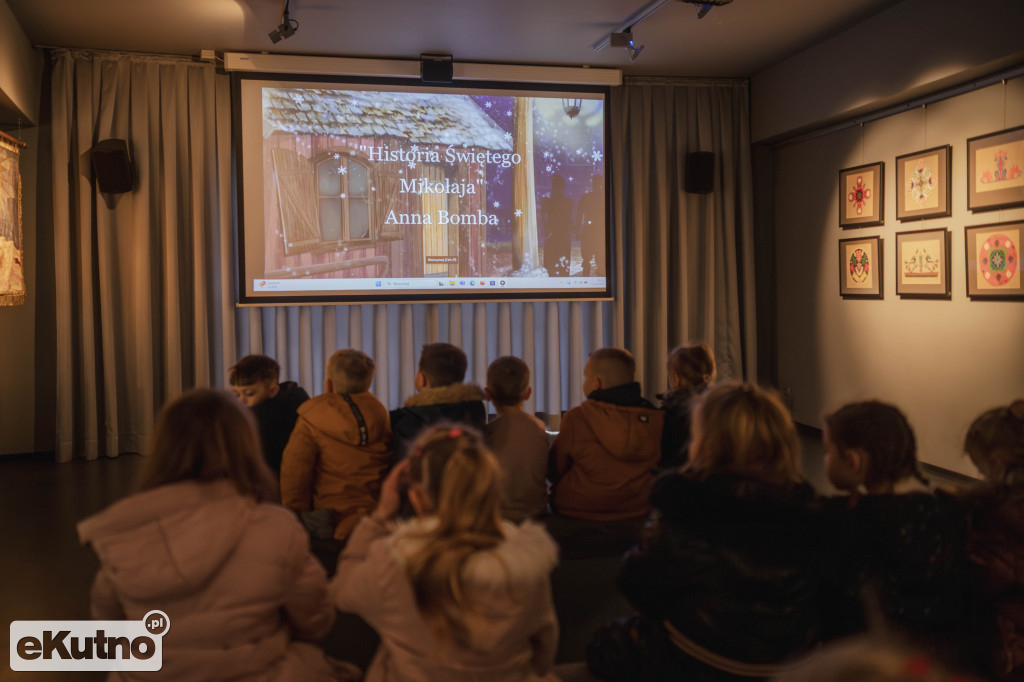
[[50, 52, 753, 462], [610, 78, 756, 396]]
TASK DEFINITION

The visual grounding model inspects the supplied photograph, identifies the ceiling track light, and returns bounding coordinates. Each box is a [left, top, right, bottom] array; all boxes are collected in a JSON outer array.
[[268, 0, 299, 43]]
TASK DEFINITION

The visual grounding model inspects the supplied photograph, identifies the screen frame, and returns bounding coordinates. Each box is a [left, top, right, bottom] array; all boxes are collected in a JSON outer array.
[[232, 72, 613, 306]]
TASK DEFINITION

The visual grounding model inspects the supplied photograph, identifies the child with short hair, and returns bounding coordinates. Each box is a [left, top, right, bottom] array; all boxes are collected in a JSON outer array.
[[549, 347, 664, 520], [659, 341, 716, 469], [230, 354, 309, 475], [78, 389, 336, 681], [485, 356, 550, 522], [389, 342, 486, 459], [959, 399, 1024, 679], [280, 349, 392, 541], [822, 401, 970, 642], [331, 425, 560, 681], [588, 382, 825, 681]]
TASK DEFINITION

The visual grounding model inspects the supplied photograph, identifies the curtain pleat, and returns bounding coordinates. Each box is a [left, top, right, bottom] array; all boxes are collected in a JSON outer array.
[[51, 51, 753, 461]]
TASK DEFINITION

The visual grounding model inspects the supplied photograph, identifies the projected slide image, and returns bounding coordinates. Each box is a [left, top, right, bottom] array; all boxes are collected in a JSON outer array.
[[250, 84, 606, 298]]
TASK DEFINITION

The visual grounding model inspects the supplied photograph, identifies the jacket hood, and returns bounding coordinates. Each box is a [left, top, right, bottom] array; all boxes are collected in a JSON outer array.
[[296, 392, 390, 446], [77, 480, 251, 601], [388, 518, 558, 588], [587, 382, 652, 408], [404, 383, 486, 408], [578, 398, 662, 463]]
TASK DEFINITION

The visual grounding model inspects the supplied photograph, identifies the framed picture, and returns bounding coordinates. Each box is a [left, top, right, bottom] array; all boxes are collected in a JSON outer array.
[[0, 131, 26, 306], [895, 145, 951, 221], [964, 222, 1022, 300], [839, 235, 883, 298], [895, 228, 950, 299], [839, 161, 884, 228], [967, 124, 1024, 212]]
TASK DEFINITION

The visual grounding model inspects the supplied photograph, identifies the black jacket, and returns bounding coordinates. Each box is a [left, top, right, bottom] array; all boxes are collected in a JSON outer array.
[[388, 383, 486, 460], [588, 471, 826, 681], [252, 380, 309, 475]]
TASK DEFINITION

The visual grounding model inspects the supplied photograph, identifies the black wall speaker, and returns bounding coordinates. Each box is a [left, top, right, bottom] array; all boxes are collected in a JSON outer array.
[[91, 139, 134, 194], [420, 54, 454, 84], [685, 151, 715, 194]]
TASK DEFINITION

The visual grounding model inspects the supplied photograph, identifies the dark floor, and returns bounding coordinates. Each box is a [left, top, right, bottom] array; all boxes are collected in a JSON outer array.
[[0, 426, 971, 681]]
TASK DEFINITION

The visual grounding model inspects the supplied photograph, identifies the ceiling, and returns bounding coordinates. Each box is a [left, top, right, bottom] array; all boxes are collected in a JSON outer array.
[[7, 0, 906, 78]]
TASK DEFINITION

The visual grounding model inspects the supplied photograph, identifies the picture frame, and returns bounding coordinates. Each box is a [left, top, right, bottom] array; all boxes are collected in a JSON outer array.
[[839, 235, 883, 299], [967, 124, 1024, 212], [895, 228, 950, 299], [964, 222, 1022, 300], [895, 145, 951, 221], [839, 161, 884, 228], [0, 131, 26, 307]]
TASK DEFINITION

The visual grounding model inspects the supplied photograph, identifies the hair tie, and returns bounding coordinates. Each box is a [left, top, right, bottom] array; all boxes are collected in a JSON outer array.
[[448, 427, 463, 438]]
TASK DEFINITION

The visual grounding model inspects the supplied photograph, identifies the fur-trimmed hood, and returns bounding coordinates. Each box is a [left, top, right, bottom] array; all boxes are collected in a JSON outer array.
[[388, 517, 559, 588], [404, 383, 485, 408]]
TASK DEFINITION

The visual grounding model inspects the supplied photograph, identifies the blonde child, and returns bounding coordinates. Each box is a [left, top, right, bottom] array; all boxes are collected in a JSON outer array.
[[229, 354, 309, 475], [485, 356, 550, 522], [78, 389, 336, 681], [960, 399, 1024, 679], [659, 342, 716, 469], [821, 401, 970, 642], [280, 349, 392, 541], [330, 425, 560, 682], [588, 382, 824, 681]]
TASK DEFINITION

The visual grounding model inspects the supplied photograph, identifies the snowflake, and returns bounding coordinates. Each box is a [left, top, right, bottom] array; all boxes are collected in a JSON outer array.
[[504, 131, 512, 140], [543, 151, 551, 159], [340, 193, 347, 199], [408, 161, 416, 169], [493, 201, 500, 208], [506, 110, 512, 116], [336, 166, 347, 175], [411, 144, 420, 153], [546, 164, 552, 172], [515, 209, 523, 217], [371, 186, 376, 192], [591, 150, 603, 163], [576, 148, 584, 156], [332, 153, 341, 160], [568, 176, 574, 182], [477, 168, 485, 177], [485, 101, 493, 108]]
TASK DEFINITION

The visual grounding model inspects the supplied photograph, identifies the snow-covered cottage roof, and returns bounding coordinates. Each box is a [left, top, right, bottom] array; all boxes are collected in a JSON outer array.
[[262, 88, 511, 151]]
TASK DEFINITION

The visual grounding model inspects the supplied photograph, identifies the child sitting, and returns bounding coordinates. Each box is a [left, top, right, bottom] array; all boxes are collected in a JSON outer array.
[[230, 354, 309, 475], [822, 401, 971, 643], [78, 389, 336, 681], [588, 382, 826, 682], [330, 425, 560, 682], [659, 341, 716, 470], [280, 349, 392, 541], [389, 342, 486, 459], [960, 399, 1024, 679], [549, 347, 664, 521], [484, 356, 550, 522]]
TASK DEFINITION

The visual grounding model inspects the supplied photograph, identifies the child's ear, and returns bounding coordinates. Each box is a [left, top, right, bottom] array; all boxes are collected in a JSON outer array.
[[408, 485, 431, 516], [523, 386, 532, 402], [414, 370, 428, 392], [844, 447, 868, 479], [485, 387, 494, 402], [324, 378, 334, 394]]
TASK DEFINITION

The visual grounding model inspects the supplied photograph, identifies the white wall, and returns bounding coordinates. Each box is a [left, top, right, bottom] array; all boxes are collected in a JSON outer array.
[[773, 76, 1024, 476], [0, 126, 38, 454], [752, 0, 1024, 143], [0, 0, 41, 124]]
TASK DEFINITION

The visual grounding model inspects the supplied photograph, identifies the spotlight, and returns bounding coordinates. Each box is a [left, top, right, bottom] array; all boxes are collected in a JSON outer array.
[[609, 31, 634, 47], [268, 0, 298, 43], [626, 43, 644, 61]]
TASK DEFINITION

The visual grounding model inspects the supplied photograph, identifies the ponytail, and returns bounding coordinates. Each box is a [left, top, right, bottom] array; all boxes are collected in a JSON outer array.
[[404, 425, 505, 643]]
